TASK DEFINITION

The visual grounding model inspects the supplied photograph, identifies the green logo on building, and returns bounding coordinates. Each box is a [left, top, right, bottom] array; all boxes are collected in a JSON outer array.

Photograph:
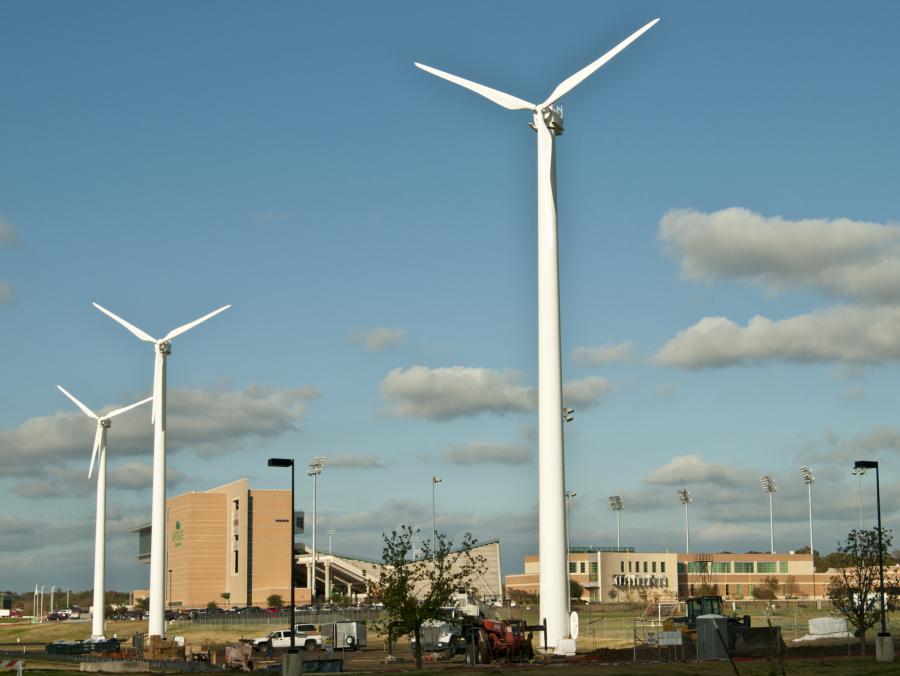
[[173, 520, 184, 548]]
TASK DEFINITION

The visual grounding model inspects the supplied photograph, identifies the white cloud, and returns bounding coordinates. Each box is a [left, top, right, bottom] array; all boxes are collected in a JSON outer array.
[[13, 463, 186, 498], [442, 442, 532, 466], [571, 342, 633, 366], [656, 305, 900, 369], [380, 366, 614, 420], [349, 327, 407, 351], [328, 454, 386, 469], [660, 207, 900, 302], [644, 454, 744, 487], [380, 366, 534, 420], [0, 282, 11, 304], [0, 385, 319, 477], [562, 376, 613, 409], [0, 215, 17, 245]]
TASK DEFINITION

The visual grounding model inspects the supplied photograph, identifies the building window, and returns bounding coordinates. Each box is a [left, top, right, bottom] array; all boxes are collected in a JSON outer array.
[[734, 562, 754, 573], [628, 561, 633, 573], [580, 562, 586, 574], [736, 584, 742, 597], [652, 562, 657, 573], [660, 561, 666, 573], [677, 562, 686, 574], [234, 550, 239, 574], [643, 561, 648, 573], [725, 584, 730, 595], [779, 561, 789, 574], [711, 562, 731, 574], [687, 561, 709, 574], [620, 561, 625, 573], [757, 562, 777, 574], [233, 499, 239, 510], [589, 562, 598, 582], [569, 562, 576, 573]]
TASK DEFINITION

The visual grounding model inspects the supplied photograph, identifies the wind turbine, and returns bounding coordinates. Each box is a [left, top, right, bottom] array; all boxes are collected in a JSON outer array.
[[92, 302, 230, 637], [57, 386, 152, 639], [416, 18, 659, 648]]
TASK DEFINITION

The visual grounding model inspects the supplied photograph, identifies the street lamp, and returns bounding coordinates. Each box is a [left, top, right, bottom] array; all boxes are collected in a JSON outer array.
[[308, 456, 326, 603], [678, 489, 691, 554], [432, 476, 442, 562], [854, 460, 892, 661], [609, 496, 623, 549], [760, 475, 777, 554], [851, 466, 867, 532], [800, 466, 815, 599], [267, 457, 297, 653]]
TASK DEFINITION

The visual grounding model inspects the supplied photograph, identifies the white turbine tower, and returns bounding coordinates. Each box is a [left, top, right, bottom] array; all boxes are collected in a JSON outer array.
[[93, 302, 230, 637], [416, 18, 659, 648], [57, 386, 152, 639]]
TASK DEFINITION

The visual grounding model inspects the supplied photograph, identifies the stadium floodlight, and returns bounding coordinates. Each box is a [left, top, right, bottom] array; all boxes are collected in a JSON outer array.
[[93, 302, 229, 636], [760, 475, 777, 554], [415, 18, 660, 648], [609, 496, 623, 548], [678, 489, 691, 553], [307, 456, 326, 602]]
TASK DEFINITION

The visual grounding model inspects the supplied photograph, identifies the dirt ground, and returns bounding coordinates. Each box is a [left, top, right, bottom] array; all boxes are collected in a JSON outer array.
[[2, 615, 895, 674]]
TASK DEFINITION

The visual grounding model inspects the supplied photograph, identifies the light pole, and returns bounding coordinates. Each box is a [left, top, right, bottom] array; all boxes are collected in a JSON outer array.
[[851, 466, 867, 532], [854, 460, 892, 661], [678, 489, 691, 553], [609, 496, 623, 549], [800, 467, 815, 598], [308, 456, 326, 603], [760, 475, 777, 554], [268, 457, 297, 653], [327, 529, 335, 556], [432, 476, 442, 563], [564, 490, 577, 554]]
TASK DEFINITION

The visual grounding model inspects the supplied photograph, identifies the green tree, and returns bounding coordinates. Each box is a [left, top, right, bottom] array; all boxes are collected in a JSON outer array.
[[136, 597, 150, 611], [267, 594, 284, 609], [206, 600, 218, 610], [371, 524, 486, 670], [751, 576, 778, 600], [220, 592, 231, 607], [828, 528, 898, 655], [569, 579, 584, 602]]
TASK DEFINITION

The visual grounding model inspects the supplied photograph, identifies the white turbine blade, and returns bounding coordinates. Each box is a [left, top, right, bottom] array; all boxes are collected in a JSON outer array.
[[151, 351, 162, 425], [539, 18, 660, 108], [92, 303, 157, 343], [415, 63, 535, 111], [57, 385, 98, 420], [106, 396, 153, 419], [88, 424, 102, 479], [163, 304, 231, 341]]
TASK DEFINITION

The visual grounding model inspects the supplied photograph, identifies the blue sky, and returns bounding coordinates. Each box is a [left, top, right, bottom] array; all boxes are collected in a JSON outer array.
[[2, 1, 900, 592]]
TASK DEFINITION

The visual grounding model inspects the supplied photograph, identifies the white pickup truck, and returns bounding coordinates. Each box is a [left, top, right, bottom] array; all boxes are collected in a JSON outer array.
[[252, 625, 324, 651]]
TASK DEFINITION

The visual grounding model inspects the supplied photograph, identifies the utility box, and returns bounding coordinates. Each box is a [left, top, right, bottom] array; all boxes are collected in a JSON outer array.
[[696, 614, 730, 660]]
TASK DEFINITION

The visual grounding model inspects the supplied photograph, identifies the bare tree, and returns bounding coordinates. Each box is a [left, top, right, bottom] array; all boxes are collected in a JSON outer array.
[[827, 528, 898, 655]]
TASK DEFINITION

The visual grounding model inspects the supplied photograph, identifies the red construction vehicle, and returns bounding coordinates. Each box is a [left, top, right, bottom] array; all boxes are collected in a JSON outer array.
[[462, 618, 537, 664]]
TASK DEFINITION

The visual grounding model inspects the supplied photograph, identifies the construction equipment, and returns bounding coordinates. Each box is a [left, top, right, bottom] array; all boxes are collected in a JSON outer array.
[[670, 595, 783, 658], [460, 618, 536, 664]]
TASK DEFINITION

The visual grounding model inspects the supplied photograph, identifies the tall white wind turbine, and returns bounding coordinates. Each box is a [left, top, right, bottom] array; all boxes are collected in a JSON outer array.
[[57, 386, 152, 639], [92, 303, 230, 637], [416, 18, 659, 648]]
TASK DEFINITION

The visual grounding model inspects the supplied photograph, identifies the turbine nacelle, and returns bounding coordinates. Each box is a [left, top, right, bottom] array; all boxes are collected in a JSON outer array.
[[155, 341, 172, 356]]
